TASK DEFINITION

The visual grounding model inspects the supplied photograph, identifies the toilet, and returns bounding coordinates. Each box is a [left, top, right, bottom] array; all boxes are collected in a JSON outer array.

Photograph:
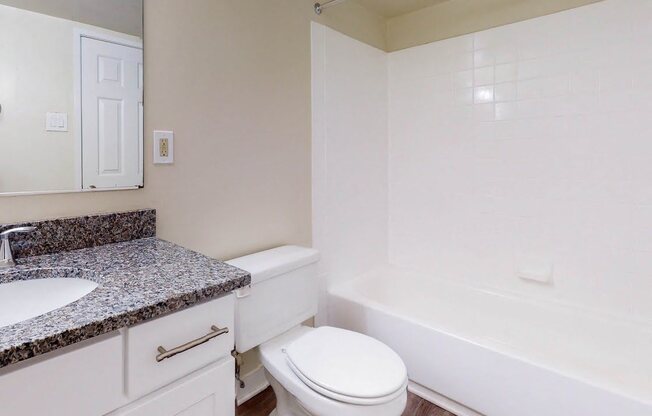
[[227, 246, 408, 416]]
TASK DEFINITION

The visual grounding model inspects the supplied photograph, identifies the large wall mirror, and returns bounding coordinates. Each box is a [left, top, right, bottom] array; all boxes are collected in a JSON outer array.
[[0, 0, 144, 195]]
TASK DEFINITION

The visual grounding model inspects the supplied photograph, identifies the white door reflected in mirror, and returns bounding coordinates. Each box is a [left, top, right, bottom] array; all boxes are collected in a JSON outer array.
[[81, 37, 144, 189]]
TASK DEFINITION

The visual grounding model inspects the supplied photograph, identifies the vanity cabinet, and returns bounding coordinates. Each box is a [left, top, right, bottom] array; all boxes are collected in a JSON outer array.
[[0, 294, 235, 416]]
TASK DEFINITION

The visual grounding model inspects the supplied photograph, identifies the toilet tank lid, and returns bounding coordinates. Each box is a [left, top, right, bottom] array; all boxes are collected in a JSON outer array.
[[226, 245, 320, 285]]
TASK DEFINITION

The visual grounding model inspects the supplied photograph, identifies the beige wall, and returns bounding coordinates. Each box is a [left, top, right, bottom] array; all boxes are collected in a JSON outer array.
[[0, 0, 385, 260], [386, 0, 604, 51]]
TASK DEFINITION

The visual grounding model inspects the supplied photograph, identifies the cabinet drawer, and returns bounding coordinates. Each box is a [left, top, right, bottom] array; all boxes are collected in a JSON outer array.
[[125, 294, 234, 399], [109, 356, 235, 416]]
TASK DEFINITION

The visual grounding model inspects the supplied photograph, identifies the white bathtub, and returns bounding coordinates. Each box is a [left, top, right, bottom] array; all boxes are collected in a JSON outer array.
[[328, 266, 652, 416]]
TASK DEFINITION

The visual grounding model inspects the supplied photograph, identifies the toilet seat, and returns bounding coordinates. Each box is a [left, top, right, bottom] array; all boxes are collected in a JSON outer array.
[[284, 327, 408, 405], [286, 357, 408, 406], [260, 326, 408, 416]]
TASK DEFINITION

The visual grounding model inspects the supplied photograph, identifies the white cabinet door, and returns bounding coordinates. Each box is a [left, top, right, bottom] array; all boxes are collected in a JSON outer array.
[[108, 357, 235, 416], [0, 333, 125, 416], [81, 37, 143, 189]]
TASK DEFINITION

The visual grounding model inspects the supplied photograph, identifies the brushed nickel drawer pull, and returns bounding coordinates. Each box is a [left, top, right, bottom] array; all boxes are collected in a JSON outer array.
[[156, 325, 229, 362]]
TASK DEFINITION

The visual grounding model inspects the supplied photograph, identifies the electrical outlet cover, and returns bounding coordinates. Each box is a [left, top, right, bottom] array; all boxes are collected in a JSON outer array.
[[46, 112, 68, 132], [153, 130, 174, 164]]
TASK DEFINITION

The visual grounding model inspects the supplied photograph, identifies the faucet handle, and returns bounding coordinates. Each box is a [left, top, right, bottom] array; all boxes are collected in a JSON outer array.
[[0, 226, 36, 268], [0, 226, 37, 238]]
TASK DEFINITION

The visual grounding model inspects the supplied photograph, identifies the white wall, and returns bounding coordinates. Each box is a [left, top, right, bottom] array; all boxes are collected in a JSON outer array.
[[0, 4, 77, 192], [388, 0, 652, 323], [314, 0, 652, 324], [311, 22, 388, 323], [0, 0, 143, 37], [0, 4, 139, 193]]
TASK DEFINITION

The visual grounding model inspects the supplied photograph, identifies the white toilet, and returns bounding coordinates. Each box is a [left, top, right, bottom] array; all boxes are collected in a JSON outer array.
[[227, 246, 408, 416]]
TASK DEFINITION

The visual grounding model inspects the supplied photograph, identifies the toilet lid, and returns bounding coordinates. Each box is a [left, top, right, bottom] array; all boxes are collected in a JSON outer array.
[[284, 327, 407, 404]]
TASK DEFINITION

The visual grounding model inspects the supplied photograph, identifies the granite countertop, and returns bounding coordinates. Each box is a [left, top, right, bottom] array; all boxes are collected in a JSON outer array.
[[0, 237, 250, 368]]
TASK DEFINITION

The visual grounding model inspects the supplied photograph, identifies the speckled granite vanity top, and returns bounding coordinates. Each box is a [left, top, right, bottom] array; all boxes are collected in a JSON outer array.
[[0, 211, 250, 368]]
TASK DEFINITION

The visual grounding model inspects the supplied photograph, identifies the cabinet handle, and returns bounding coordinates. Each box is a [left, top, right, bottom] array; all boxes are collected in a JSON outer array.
[[156, 325, 229, 362]]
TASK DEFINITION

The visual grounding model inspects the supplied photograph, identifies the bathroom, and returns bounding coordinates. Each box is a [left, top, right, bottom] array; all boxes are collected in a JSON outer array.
[[0, 0, 649, 415]]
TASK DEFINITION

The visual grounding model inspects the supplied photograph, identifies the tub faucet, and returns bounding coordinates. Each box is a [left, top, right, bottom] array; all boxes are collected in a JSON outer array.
[[0, 227, 36, 269]]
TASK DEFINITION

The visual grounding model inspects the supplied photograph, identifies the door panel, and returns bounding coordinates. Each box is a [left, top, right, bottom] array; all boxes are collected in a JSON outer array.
[[0, 333, 125, 416], [98, 98, 123, 173], [81, 37, 143, 189], [177, 397, 214, 416], [107, 358, 235, 416]]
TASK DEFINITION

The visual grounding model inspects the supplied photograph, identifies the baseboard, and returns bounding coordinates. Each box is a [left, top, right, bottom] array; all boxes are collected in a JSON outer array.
[[236, 365, 270, 406], [408, 381, 484, 416]]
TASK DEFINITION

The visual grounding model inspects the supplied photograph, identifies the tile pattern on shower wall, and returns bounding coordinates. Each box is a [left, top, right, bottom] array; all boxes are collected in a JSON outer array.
[[312, 23, 389, 293], [388, 0, 652, 322]]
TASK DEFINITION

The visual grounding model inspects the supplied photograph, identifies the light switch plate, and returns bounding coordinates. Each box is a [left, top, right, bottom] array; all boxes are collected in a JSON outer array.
[[153, 130, 174, 164], [46, 112, 68, 132]]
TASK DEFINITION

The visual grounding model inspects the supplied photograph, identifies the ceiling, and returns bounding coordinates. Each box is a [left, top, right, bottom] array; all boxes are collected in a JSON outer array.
[[353, 0, 452, 18], [0, 0, 142, 37]]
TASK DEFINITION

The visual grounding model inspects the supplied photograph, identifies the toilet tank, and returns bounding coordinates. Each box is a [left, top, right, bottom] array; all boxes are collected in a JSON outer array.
[[226, 246, 320, 353]]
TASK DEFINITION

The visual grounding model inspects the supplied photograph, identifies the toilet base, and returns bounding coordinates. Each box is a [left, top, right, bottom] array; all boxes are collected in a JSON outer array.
[[266, 369, 312, 416]]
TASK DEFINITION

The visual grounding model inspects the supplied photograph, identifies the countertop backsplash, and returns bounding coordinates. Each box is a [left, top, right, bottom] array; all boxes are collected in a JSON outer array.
[[0, 209, 156, 259]]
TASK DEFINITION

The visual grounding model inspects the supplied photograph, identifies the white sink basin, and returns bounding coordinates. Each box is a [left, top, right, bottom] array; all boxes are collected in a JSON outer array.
[[0, 277, 98, 328]]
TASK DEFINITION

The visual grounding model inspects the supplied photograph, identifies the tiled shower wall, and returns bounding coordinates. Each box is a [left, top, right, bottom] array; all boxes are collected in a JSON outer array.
[[388, 0, 652, 322], [312, 23, 388, 323]]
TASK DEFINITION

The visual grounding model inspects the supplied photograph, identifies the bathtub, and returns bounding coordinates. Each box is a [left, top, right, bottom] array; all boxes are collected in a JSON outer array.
[[327, 266, 652, 416]]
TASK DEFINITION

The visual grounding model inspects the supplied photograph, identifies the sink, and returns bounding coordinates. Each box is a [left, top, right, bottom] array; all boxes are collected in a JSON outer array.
[[0, 273, 98, 328]]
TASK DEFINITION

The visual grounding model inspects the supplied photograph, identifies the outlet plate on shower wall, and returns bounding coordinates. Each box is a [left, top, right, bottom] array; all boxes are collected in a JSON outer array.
[[517, 264, 554, 284]]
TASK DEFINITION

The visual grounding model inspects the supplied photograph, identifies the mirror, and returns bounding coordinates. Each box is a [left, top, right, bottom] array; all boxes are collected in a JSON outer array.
[[0, 0, 144, 195]]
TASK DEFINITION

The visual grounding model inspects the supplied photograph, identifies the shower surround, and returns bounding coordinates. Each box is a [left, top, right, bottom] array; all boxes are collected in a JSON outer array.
[[312, 0, 652, 414]]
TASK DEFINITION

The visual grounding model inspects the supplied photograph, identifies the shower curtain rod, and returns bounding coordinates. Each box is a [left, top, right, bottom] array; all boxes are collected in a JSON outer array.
[[314, 0, 347, 15]]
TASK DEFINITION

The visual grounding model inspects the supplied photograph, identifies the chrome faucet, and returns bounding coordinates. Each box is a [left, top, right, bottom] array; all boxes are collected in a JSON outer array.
[[0, 227, 36, 268]]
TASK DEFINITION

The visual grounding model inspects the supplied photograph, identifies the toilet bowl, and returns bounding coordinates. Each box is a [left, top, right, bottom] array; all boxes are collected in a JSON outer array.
[[260, 326, 408, 416], [227, 246, 408, 416], [261, 326, 407, 416]]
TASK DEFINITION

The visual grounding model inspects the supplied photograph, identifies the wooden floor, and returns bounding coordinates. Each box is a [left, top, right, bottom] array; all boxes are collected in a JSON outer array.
[[236, 386, 456, 416]]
